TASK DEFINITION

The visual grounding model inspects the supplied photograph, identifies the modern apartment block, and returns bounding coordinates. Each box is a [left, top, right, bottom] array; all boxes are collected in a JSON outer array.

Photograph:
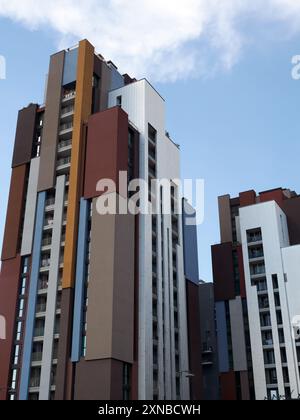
[[212, 188, 300, 400], [0, 39, 195, 401]]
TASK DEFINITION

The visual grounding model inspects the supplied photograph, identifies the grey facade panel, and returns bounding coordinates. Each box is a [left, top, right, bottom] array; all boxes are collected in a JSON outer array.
[[86, 196, 135, 363], [229, 297, 248, 372], [215, 301, 230, 373], [21, 157, 40, 256], [182, 199, 199, 284], [38, 51, 65, 192]]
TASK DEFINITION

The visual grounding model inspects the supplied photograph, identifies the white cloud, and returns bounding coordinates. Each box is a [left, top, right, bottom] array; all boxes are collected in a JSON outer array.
[[1, 0, 300, 82]]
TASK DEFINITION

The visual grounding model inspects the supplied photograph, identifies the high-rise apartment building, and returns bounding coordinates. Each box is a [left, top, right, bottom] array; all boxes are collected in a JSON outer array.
[[212, 188, 300, 400], [0, 40, 196, 401]]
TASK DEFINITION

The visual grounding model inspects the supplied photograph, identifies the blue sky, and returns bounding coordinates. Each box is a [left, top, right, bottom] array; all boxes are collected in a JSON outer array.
[[1, 3, 300, 282]]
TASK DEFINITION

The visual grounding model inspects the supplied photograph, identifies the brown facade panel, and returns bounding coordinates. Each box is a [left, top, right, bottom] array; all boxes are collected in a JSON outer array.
[[1, 165, 27, 261], [220, 371, 237, 400], [259, 188, 285, 208], [212, 243, 235, 302], [0, 255, 21, 400], [239, 190, 256, 207], [74, 359, 124, 400], [38, 50, 65, 192], [85, 203, 135, 364], [84, 107, 130, 200], [237, 245, 247, 299], [282, 196, 300, 246], [12, 104, 37, 168], [186, 281, 203, 400], [218, 195, 233, 244], [55, 288, 74, 400], [240, 371, 250, 400]]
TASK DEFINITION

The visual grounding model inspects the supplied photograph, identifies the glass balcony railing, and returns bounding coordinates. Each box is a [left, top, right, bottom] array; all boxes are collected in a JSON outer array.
[[62, 91, 76, 101], [57, 157, 71, 167]]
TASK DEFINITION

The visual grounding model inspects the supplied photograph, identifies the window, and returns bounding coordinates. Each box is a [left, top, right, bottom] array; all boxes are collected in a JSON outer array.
[[274, 292, 281, 308], [18, 299, 25, 318], [258, 295, 269, 310], [32, 342, 43, 362], [262, 330, 273, 346], [265, 368, 277, 385], [29, 367, 41, 388], [278, 328, 285, 344], [148, 124, 157, 143], [16, 321, 22, 341], [280, 347, 287, 364], [251, 262, 265, 276], [13, 345, 20, 365], [276, 310, 283, 326], [92, 74, 100, 88], [264, 349, 275, 365], [282, 367, 290, 384], [260, 312, 271, 328], [123, 364, 131, 400], [116, 95, 122, 107], [272, 274, 279, 290], [247, 228, 262, 243], [10, 369, 18, 390]]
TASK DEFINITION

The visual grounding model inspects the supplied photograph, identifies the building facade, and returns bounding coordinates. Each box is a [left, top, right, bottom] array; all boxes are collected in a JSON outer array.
[[0, 40, 192, 401], [212, 188, 300, 400]]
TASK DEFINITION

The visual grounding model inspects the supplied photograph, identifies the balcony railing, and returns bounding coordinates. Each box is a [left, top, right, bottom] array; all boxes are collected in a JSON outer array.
[[57, 157, 71, 167], [38, 279, 48, 290], [61, 105, 74, 116], [45, 198, 55, 207], [32, 352, 43, 362], [58, 139, 72, 149], [41, 259, 50, 268], [34, 328, 44, 337], [62, 91, 76, 101], [42, 238, 52, 247], [29, 378, 40, 388], [36, 304, 47, 313], [59, 122, 73, 132], [248, 235, 262, 243]]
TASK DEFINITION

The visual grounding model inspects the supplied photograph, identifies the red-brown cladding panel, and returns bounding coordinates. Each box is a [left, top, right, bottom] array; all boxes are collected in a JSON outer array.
[[0, 255, 21, 400], [282, 196, 300, 246], [12, 104, 37, 168], [212, 243, 235, 302], [259, 189, 285, 208], [186, 281, 203, 400], [84, 107, 129, 200], [1, 165, 27, 261], [239, 190, 256, 207], [220, 371, 237, 400]]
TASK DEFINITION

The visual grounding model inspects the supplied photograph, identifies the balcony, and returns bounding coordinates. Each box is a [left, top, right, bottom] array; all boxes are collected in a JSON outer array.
[[60, 105, 74, 121], [57, 139, 72, 152], [62, 90, 76, 103], [45, 198, 55, 209], [59, 122, 73, 140], [56, 156, 71, 173]]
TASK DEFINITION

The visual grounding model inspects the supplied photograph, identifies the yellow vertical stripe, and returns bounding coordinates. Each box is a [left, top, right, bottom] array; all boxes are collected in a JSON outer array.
[[62, 39, 94, 289]]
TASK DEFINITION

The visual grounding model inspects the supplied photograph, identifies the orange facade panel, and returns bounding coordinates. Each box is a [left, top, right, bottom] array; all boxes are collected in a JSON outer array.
[[62, 40, 94, 289]]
